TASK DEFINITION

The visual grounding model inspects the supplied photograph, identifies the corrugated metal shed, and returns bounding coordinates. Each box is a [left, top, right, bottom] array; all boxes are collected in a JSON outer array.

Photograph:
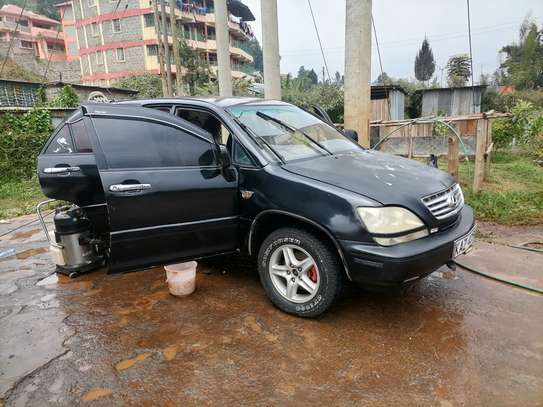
[[371, 85, 406, 121], [421, 86, 485, 116]]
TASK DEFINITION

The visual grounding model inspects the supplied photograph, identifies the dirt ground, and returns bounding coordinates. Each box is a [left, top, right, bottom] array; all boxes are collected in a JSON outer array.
[[0, 215, 542, 406]]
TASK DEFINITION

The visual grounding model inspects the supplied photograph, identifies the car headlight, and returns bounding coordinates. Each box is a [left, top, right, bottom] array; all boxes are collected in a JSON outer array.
[[357, 207, 429, 246]]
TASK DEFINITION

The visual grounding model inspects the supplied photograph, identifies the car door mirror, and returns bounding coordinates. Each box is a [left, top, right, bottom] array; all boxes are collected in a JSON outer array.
[[344, 129, 359, 143], [218, 145, 231, 168]]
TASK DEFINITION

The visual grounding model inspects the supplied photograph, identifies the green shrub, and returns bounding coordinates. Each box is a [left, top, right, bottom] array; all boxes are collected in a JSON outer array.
[[282, 82, 344, 123], [492, 100, 543, 157], [0, 109, 53, 180]]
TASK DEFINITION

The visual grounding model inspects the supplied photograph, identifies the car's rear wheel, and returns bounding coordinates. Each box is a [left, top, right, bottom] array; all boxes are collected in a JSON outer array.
[[257, 227, 343, 317]]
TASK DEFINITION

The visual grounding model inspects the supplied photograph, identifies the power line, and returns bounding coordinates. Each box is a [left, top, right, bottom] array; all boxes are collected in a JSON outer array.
[[466, 0, 477, 113], [371, 14, 391, 122], [307, 0, 331, 83], [279, 21, 519, 56], [0, 0, 28, 78]]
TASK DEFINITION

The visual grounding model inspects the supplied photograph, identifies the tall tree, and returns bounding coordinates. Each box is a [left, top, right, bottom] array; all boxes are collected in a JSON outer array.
[[245, 38, 263, 73], [414, 38, 436, 84], [179, 40, 212, 95], [307, 69, 318, 85], [376, 72, 391, 84], [446, 54, 471, 87], [496, 18, 543, 90]]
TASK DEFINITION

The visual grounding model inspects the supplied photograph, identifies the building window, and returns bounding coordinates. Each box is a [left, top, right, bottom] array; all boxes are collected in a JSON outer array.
[[95, 50, 104, 65], [19, 40, 33, 49], [91, 22, 99, 37], [88, 0, 96, 7], [208, 53, 217, 65], [146, 44, 158, 56], [112, 19, 121, 33], [144, 13, 154, 27], [116, 48, 125, 62]]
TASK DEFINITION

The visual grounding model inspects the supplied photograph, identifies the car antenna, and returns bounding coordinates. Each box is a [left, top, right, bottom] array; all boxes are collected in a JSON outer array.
[[256, 111, 333, 156]]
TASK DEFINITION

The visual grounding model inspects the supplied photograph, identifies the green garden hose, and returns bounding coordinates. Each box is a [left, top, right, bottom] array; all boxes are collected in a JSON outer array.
[[454, 260, 543, 294]]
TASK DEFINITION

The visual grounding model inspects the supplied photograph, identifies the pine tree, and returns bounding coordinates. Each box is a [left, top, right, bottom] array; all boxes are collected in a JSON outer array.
[[414, 38, 436, 84]]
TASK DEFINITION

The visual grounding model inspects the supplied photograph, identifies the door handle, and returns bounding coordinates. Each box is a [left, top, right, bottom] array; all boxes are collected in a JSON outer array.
[[43, 166, 80, 174], [109, 184, 152, 192]]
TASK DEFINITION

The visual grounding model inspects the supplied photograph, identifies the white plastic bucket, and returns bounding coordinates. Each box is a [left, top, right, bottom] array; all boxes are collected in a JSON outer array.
[[164, 261, 197, 296]]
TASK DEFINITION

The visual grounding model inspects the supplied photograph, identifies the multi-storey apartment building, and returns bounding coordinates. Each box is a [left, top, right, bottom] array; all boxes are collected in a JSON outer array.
[[56, 0, 256, 86], [0, 4, 67, 62]]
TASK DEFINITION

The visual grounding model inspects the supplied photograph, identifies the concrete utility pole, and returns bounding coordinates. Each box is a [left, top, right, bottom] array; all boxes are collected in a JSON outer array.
[[170, 0, 183, 95], [344, 0, 372, 147], [214, 0, 232, 97], [152, 0, 167, 96], [160, 0, 173, 95], [261, 0, 281, 100]]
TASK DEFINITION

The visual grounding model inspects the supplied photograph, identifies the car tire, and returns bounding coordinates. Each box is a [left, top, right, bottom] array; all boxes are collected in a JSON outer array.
[[257, 227, 344, 318]]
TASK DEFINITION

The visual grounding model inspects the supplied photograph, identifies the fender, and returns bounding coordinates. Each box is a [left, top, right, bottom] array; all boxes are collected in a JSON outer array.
[[248, 209, 352, 281]]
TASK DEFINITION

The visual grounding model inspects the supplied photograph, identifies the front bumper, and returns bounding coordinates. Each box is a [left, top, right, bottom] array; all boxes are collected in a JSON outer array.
[[340, 205, 475, 287]]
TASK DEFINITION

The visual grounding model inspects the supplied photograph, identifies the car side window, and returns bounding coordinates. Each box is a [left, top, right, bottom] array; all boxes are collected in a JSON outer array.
[[45, 125, 73, 154], [232, 139, 254, 167], [93, 117, 216, 169], [71, 120, 93, 153]]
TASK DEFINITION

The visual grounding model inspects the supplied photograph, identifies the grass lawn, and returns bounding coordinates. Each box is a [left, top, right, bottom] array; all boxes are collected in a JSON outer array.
[[1, 152, 541, 225], [0, 177, 44, 219], [443, 151, 543, 225]]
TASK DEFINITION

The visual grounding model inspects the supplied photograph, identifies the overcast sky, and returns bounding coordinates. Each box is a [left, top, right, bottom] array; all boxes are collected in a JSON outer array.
[[243, 0, 543, 83]]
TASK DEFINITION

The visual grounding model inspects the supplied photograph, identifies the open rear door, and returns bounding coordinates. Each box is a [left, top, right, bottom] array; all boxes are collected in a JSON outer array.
[[38, 110, 104, 207]]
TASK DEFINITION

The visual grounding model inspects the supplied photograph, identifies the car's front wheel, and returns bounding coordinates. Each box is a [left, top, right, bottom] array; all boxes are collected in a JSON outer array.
[[257, 227, 343, 317]]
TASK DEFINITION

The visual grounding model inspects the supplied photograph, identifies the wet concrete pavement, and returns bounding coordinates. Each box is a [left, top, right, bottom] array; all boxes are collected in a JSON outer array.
[[0, 215, 542, 406]]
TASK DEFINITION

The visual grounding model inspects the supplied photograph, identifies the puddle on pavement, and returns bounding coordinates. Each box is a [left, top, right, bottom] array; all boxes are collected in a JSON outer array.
[[11, 229, 41, 240], [15, 247, 48, 260], [37, 273, 94, 290], [115, 353, 151, 371], [81, 388, 113, 402]]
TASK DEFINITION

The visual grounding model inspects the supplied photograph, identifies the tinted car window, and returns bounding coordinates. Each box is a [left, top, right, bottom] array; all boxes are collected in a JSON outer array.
[[93, 118, 216, 169], [71, 120, 93, 153], [233, 139, 254, 166], [45, 125, 73, 154]]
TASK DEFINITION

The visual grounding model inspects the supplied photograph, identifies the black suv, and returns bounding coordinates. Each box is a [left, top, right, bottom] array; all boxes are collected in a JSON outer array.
[[37, 97, 475, 317]]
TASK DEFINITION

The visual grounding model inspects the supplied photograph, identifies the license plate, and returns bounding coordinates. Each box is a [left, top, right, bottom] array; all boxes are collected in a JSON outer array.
[[453, 227, 476, 258]]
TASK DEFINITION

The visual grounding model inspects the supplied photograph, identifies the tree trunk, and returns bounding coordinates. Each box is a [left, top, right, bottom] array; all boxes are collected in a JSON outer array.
[[169, 0, 183, 95], [160, 0, 172, 95], [152, 0, 167, 96]]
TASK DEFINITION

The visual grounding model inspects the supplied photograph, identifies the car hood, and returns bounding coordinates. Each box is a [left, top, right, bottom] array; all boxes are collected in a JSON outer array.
[[283, 150, 454, 207]]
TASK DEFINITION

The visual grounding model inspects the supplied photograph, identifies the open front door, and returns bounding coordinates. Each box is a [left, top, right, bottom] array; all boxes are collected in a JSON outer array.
[[88, 106, 239, 273]]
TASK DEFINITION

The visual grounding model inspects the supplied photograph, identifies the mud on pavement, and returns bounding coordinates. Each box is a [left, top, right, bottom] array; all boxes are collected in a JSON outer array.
[[0, 216, 542, 406]]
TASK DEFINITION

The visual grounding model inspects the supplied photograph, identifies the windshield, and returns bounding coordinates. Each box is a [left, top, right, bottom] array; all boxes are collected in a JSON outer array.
[[227, 104, 360, 162]]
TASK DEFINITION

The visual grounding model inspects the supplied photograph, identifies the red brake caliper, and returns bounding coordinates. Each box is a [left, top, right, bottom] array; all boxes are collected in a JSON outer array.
[[308, 266, 318, 283]]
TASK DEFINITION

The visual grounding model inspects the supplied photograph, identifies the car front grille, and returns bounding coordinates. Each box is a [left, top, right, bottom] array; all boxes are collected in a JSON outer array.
[[422, 184, 464, 220]]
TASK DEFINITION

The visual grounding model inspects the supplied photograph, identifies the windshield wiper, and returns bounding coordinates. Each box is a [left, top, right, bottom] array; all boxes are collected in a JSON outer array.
[[230, 116, 286, 164], [255, 111, 333, 156]]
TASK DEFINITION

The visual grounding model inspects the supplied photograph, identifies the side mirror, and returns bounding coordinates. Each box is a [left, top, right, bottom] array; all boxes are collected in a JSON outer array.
[[218, 145, 231, 168], [344, 129, 359, 143]]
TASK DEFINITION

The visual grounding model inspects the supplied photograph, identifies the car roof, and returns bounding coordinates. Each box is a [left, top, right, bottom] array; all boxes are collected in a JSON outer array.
[[117, 96, 292, 109], [79, 103, 215, 141]]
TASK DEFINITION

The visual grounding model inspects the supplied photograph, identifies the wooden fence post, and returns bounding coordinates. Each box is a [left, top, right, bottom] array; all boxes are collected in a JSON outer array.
[[484, 118, 493, 180], [408, 124, 414, 159], [473, 119, 487, 194], [447, 134, 459, 181]]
